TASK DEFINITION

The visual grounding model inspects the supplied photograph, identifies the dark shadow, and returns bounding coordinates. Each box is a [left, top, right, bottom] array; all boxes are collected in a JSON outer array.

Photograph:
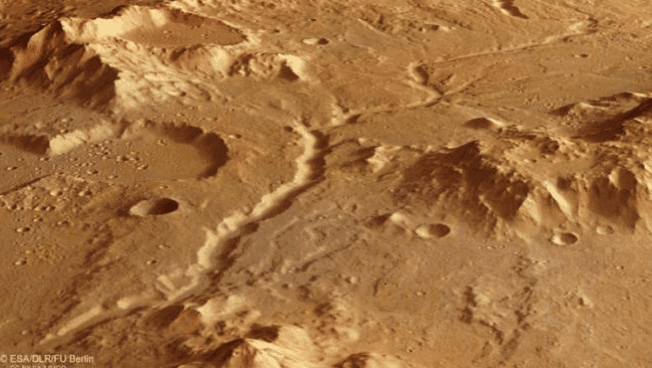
[[196, 132, 229, 178], [2, 28, 40, 49], [278, 65, 299, 81], [98, 5, 129, 18], [500, 0, 529, 19], [129, 197, 180, 216], [6, 21, 119, 110], [395, 141, 530, 226], [589, 170, 639, 228], [144, 305, 185, 329], [334, 353, 373, 368], [147, 198, 180, 215], [575, 99, 652, 142], [247, 324, 279, 342], [345, 114, 361, 124], [365, 213, 391, 229], [201, 339, 245, 366], [0, 133, 49, 154], [550, 103, 574, 116], [0, 48, 14, 81], [430, 223, 451, 238], [66, 55, 119, 110], [464, 117, 495, 130]]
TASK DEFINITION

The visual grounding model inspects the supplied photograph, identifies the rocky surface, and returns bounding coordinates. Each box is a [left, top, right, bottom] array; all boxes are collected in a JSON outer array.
[[1, 0, 652, 367]]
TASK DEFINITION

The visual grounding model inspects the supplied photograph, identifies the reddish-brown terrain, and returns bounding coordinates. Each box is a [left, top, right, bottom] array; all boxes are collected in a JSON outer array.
[[1, 0, 652, 367]]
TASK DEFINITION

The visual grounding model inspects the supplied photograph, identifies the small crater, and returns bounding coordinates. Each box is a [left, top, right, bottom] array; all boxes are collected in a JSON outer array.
[[415, 223, 451, 239], [120, 121, 229, 179], [302, 37, 329, 45], [464, 117, 499, 130], [551, 232, 578, 246], [130, 197, 179, 216], [596, 225, 614, 235], [111, 7, 245, 48]]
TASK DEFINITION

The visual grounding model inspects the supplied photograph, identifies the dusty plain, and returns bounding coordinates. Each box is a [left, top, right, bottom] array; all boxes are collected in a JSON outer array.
[[1, 0, 652, 367]]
